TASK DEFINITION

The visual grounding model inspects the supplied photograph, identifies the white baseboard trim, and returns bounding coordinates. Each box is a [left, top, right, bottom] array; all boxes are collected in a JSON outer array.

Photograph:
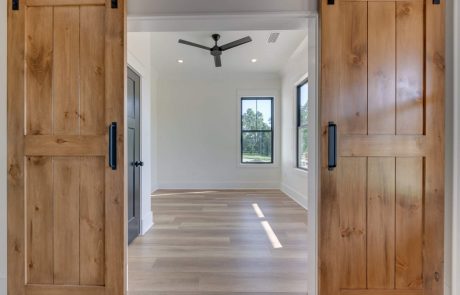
[[158, 181, 281, 190], [141, 211, 154, 235], [0, 277, 5, 294], [281, 183, 308, 210]]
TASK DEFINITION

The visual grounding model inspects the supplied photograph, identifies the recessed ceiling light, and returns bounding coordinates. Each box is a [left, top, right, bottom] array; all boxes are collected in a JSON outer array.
[[177, 59, 184, 63], [251, 58, 258, 63]]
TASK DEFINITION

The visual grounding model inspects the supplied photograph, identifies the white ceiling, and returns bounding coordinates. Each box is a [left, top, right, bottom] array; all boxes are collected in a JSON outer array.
[[150, 30, 307, 76]]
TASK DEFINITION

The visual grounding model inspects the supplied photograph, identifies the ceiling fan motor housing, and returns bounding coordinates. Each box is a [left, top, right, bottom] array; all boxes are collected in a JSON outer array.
[[211, 34, 222, 56], [212, 34, 221, 42]]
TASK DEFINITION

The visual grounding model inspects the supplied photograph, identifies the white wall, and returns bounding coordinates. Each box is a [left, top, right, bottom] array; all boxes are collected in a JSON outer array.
[[150, 70, 160, 193], [156, 74, 281, 189], [306, 16, 319, 295], [280, 36, 309, 209], [0, 0, 7, 292], [127, 32, 156, 234]]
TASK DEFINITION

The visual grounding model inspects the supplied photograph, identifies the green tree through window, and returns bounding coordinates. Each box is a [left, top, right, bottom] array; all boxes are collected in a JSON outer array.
[[297, 79, 308, 170], [241, 98, 273, 163]]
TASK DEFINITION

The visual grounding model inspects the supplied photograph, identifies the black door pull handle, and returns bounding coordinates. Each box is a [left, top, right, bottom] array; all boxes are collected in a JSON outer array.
[[109, 122, 117, 170], [328, 122, 337, 171]]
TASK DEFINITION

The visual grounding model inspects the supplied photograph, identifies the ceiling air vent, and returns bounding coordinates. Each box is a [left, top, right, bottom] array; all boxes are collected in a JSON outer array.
[[268, 32, 280, 43]]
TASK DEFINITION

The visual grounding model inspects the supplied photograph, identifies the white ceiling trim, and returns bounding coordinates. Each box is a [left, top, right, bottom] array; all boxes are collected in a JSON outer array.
[[128, 0, 317, 17], [128, 12, 311, 32]]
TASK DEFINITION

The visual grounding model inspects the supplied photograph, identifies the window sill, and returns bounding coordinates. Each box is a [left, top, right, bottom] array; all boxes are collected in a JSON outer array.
[[295, 167, 309, 175], [238, 163, 279, 168]]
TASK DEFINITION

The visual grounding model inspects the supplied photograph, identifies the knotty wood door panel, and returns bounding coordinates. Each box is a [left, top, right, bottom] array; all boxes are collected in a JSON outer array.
[[320, 1, 444, 295], [8, 0, 126, 294]]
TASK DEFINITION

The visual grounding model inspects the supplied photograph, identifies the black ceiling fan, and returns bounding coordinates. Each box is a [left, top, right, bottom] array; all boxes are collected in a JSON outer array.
[[178, 34, 253, 68]]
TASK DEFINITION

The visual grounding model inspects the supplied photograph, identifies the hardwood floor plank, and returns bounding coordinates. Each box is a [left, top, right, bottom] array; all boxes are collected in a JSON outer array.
[[128, 190, 308, 294]]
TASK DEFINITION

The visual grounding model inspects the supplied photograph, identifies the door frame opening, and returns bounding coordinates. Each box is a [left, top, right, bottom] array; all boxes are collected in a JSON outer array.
[[126, 10, 320, 295]]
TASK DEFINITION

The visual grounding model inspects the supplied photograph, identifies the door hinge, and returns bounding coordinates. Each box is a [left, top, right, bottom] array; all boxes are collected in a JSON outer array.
[[12, 0, 19, 10], [327, 0, 334, 5], [111, 0, 117, 8], [433, 0, 440, 4]]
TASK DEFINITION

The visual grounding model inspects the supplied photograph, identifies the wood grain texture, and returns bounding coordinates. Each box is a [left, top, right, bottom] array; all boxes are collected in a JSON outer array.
[[395, 158, 423, 289], [368, 1, 396, 135], [337, 157, 367, 289], [25, 284, 105, 295], [320, 1, 444, 295], [7, 0, 26, 293], [341, 0, 423, 1], [25, 135, 106, 156], [27, 0, 105, 5], [25, 7, 53, 135], [53, 157, 81, 285], [128, 190, 308, 294], [396, 1, 424, 135], [104, 0, 127, 294], [367, 157, 395, 288], [424, 1, 445, 294], [338, 1, 367, 135], [80, 157, 105, 286], [26, 157, 54, 284], [80, 6, 105, 135], [9, 0, 126, 293], [319, 1, 341, 294], [53, 6, 80, 135], [341, 290, 423, 295], [340, 135, 426, 157]]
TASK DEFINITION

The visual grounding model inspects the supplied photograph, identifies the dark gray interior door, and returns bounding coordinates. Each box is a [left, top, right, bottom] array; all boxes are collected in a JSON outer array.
[[127, 67, 142, 244]]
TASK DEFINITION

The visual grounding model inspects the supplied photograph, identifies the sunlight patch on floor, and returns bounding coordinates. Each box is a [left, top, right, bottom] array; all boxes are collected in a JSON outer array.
[[261, 220, 283, 249], [252, 203, 283, 249], [252, 203, 265, 218]]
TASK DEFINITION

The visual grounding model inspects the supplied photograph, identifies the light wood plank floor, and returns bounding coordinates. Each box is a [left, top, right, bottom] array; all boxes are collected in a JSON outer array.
[[128, 190, 309, 295]]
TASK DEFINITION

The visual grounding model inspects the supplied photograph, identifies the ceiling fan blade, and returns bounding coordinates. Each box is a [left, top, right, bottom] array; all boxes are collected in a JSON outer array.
[[214, 55, 222, 67], [220, 36, 252, 51], [178, 39, 211, 51]]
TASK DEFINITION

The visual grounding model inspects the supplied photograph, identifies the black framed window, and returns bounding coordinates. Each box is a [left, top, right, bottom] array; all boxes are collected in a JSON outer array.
[[241, 97, 274, 164], [297, 79, 308, 170]]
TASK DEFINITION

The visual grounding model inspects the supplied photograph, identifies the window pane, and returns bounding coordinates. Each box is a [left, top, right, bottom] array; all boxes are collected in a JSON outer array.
[[242, 100, 257, 130], [299, 82, 308, 126], [242, 132, 272, 163], [256, 99, 272, 130], [298, 127, 308, 169]]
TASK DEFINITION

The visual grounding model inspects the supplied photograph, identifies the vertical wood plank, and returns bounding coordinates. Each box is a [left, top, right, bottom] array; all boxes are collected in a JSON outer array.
[[53, 157, 81, 284], [319, 0, 341, 293], [26, 157, 54, 284], [337, 157, 367, 289], [53, 7, 80, 135], [25, 7, 53, 135], [80, 157, 105, 286], [339, 2, 368, 135], [105, 0, 127, 294], [396, 157, 423, 289], [368, 2, 396, 135], [424, 0, 445, 294], [7, 0, 26, 293], [367, 157, 396, 289], [396, 2, 424, 135], [80, 6, 105, 135]]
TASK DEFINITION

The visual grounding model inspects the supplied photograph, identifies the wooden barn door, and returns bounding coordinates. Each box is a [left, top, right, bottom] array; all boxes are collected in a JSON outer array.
[[7, 0, 126, 294], [320, 1, 444, 295]]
